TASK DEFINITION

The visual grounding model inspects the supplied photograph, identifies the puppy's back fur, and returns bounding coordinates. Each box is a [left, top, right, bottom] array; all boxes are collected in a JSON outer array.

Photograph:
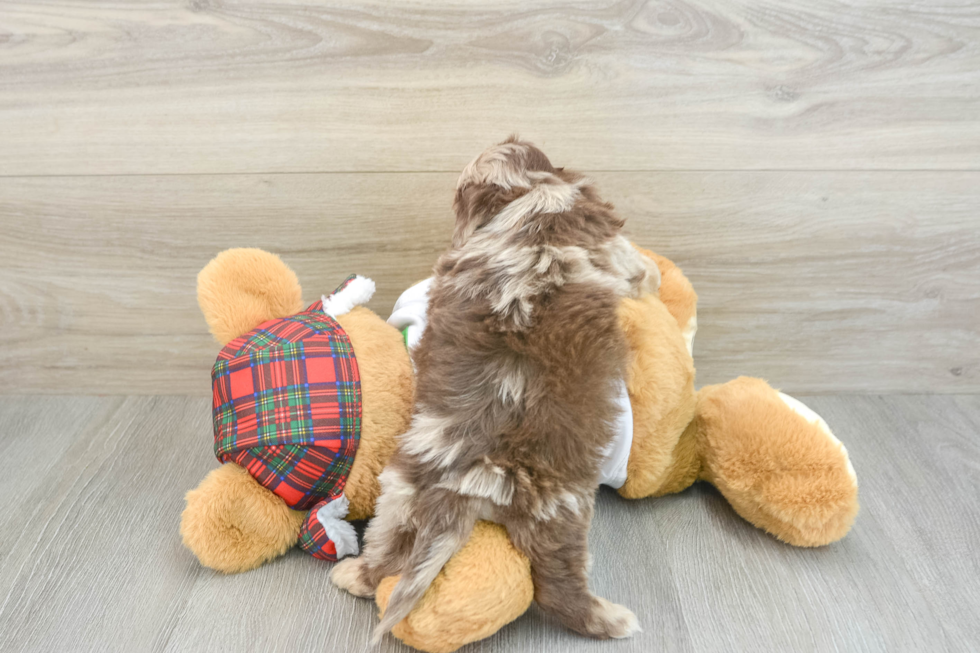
[[334, 138, 654, 642]]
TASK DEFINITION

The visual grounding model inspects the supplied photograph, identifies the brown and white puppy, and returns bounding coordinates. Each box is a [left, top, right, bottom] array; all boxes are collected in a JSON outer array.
[[332, 137, 657, 642]]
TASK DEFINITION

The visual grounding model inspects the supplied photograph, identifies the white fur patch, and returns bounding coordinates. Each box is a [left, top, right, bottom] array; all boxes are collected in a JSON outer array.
[[321, 275, 376, 318], [447, 239, 647, 329], [373, 467, 417, 528], [405, 532, 459, 596], [364, 467, 418, 568], [497, 368, 525, 404], [458, 141, 535, 190], [433, 439, 466, 469], [602, 236, 659, 297], [484, 179, 582, 234], [591, 597, 641, 638], [399, 412, 466, 468], [545, 237, 656, 301], [438, 462, 514, 506], [534, 495, 563, 521], [531, 488, 585, 521], [378, 467, 416, 499], [778, 392, 857, 486], [561, 491, 581, 515]]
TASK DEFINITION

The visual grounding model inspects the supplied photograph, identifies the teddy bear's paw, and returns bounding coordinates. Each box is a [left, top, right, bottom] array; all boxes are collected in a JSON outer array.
[[584, 597, 641, 639], [331, 556, 376, 598]]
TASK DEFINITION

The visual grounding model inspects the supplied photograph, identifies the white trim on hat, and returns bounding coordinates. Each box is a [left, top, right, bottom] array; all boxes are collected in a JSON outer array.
[[322, 275, 376, 318]]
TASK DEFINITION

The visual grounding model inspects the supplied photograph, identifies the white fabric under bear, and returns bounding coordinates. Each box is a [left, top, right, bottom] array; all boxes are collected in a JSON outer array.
[[386, 278, 634, 489], [387, 278, 433, 351], [600, 380, 633, 489]]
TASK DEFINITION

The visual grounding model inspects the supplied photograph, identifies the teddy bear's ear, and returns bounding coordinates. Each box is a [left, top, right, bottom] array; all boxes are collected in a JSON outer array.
[[631, 245, 698, 345], [197, 248, 305, 346]]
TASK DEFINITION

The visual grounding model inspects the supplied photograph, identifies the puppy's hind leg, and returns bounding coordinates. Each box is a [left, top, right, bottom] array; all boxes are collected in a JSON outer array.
[[332, 466, 417, 598], [507, 511, 640, 639]]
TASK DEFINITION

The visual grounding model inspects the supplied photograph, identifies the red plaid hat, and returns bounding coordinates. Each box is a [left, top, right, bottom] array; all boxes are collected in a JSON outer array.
[[211, 276, 365, 525]]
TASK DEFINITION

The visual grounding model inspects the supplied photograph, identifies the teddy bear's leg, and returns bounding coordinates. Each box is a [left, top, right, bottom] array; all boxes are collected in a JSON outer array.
[[695, 377, 859, 546], [374, 522, 534, 653], [180, 463, 306, 573]]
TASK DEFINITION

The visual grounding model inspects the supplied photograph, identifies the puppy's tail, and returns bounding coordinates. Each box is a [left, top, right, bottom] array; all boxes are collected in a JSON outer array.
[[371, 496, 476, 643]]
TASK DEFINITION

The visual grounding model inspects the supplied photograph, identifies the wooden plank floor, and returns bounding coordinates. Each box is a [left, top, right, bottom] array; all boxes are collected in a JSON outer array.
[[0, 394, 977, 652]]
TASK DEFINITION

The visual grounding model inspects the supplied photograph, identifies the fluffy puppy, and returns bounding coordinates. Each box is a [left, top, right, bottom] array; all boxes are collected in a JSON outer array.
[[332, 137, 657, 642]]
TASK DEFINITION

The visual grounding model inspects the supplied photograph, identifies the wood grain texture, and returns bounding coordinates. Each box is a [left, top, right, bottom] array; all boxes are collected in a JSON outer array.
[[1, 0, 979, 175], [0, 396, 211, 651], [0, 394, 977, 651], [1, 171, 977, 394]]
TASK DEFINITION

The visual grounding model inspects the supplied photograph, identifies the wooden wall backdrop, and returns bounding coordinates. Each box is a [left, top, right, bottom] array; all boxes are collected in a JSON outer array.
[[1, 0, 978, 394]]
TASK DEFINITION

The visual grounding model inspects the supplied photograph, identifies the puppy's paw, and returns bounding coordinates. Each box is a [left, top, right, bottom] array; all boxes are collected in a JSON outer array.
[[586, 596, 641, 639], [330, 557, 375, 598]]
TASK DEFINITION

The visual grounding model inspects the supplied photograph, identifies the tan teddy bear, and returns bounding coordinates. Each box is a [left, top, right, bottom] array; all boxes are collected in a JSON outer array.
[[180, 248, 413, 572]]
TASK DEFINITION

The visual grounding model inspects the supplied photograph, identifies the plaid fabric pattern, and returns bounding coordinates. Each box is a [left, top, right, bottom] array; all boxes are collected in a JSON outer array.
[[211, 276, 362, 511], [298, 500, 338, 561]]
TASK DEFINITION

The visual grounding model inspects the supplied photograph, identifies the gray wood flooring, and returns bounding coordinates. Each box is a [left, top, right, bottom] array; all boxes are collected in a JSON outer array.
[[0, 394, 976, 652]]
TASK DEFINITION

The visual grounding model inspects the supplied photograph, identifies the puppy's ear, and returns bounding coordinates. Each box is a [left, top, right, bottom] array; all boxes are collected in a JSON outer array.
[[522, 145, 556, 176], [452, 183, 525, 248], [452, 184, 483, 249]]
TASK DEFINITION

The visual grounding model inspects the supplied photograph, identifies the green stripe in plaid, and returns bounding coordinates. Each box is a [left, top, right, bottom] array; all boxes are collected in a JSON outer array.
[[211, 276, 362, 510]]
